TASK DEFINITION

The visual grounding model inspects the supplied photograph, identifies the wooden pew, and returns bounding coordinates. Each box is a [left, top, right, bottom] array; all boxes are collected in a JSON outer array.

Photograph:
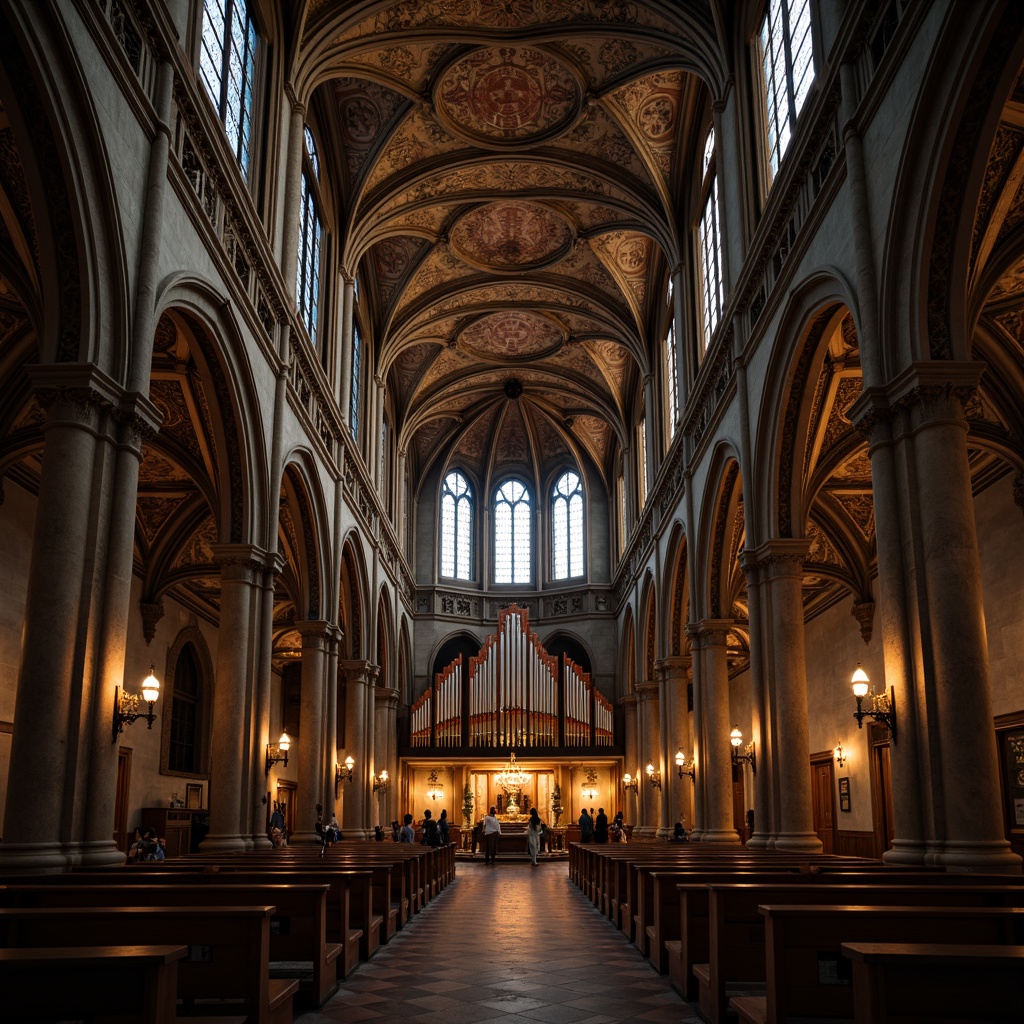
[[0, 881, 342, 1007], [728, 904, 1024, 1024], [842, 942, 1024, 1023], [0, 945, 187, 1024], [668, 876, 1024, 1002], [0, 905, 298, 1024]]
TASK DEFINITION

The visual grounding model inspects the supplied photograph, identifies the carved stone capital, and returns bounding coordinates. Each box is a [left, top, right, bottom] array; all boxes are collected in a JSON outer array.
[[295, 619, 332, 649], [696, 618, 733, 648], [750, 539, 810, 579], [211, 543, 268, 584], [140, 600, 165, 645], [341, 658, 373, 685], [852, 599, 875, 644], [636, 680, 659, 701], [375, 686, 401, 710]]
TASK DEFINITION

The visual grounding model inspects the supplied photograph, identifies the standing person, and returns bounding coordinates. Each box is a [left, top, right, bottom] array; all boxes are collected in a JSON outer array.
[[594, 807, 609, 844], [578, 807, 593, 843], [482, 806, 501, 864], [438, 808, 450, 845], [422, 809, 442, 846], [399, 813, 415, 843], [527, 807, 543, 865]]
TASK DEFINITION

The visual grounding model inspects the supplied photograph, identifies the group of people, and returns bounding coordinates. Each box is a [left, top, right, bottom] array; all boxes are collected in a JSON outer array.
[[128, 826, 165, 861], [479, 805, 550, 864], [392, 808, 450, 846], [577, 807, 626, 843]]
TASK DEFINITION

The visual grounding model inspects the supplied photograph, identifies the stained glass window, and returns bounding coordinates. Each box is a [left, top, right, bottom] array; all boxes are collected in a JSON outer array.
[[637, 418, 648, 510], [617, 471, 626, 553], [349, 322, 361, 439], [296, 127, 322, 346], [440, 470, 473, 580], [552, 470, 584, 580], [494, 479, 531, 584], [665, 281, 678, 440], [200, 0, 258, 178], [760, 0, 814, 180], [698, 126, 722, 352]]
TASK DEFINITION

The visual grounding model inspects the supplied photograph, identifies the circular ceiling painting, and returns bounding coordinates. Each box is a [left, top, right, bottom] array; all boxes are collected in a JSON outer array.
[[435, 46, 582, 147], [451, 201, 573, 272], [459, 312, 564, 362]]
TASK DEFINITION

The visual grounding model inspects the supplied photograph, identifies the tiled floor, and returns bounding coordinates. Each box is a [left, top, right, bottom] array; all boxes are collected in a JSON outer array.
[[296, 860, 701, 1024]]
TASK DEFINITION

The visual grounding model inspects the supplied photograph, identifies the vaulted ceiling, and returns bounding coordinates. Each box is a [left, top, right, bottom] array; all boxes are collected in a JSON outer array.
[[298, 1, 722, 488]]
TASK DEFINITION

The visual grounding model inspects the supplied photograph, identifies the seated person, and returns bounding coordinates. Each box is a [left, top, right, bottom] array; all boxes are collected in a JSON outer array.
[[671, 820, 688, 842]]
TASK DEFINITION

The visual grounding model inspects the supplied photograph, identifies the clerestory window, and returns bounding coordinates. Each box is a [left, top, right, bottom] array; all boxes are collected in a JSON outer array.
[[664, 280, 679, 442], [698, 125, 723, 353], [296, 126, 323, 347], [199, 0, 259, 179], [440, 470, 473, 580], [494, 479, 532, 584], [552, 470, 584, 580]]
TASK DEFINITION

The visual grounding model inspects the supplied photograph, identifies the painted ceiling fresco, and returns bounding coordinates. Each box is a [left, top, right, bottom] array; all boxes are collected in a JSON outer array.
[[301, 1, 717, 485]]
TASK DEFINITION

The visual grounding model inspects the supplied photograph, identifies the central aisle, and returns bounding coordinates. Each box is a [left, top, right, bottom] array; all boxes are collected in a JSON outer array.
[[298, 860, 700, 1023]]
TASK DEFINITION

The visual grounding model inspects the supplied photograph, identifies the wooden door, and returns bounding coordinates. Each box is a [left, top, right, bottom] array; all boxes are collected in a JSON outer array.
[[869, 723, 894, 858], [809, 753, 835, 854], [276, 780, 297, 836], [114, 747, 132, 854], [732, 764, 748, 843]]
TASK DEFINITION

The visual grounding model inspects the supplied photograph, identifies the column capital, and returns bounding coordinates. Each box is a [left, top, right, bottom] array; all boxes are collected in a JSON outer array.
[[619, 693, 639, 711], [341, 659, 374, 685], [295, 619, 332, 648], [750, 539, 810, 579], [635, 680, 659, 700], [656, 655, 691, 683], [695, 618, 733, 647], [212, 543, 268, 583], [375, 686, 401, 709]]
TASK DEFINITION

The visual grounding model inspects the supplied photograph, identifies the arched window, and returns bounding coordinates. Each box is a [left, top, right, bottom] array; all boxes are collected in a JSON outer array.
[[758, 0, 814, 181], [199, 0, 259, 179], [296, 126, 323, 347], [698, 125, 722, 353], [664, 280, 678, 442], [440, 470, 473, 580], [349, 321, 362, 439], [637, 417, 648, 509], [494, 479, 531, 584], [552, 470, 584, 580], [169, 643, 201, 773]]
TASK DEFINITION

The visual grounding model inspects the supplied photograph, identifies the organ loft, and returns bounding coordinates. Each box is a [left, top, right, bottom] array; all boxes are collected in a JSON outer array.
[[0, 0, 1022, 880]]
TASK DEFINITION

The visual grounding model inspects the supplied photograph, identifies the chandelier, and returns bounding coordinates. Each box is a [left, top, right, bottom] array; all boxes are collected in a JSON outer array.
[[495, 752, 530, 789], [426, 769, 444, 801]]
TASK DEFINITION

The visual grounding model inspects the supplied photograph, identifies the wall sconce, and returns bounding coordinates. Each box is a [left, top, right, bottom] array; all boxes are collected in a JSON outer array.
[[675, 749, 696, 781], [335, 755, 355, 795], [622, 772, 638, 793], [834, 743, 846, 768], [645, 761, 662, 789], [730, 726, 757, 775], [265, 732, 291, 775], [372, 769, 390, 794], [852, 664, 897, 741], [112, 666, 160, 741], [582, 767, 598, 802], [426, 770, 444, 801]]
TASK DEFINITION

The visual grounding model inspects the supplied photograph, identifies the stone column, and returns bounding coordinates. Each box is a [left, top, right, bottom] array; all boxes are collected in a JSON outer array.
[[896, 368, 1020, 872], [661, 656, 693, 833], [324, 627, 341, 820], [740, 552, 771, 849], [755, 541, 822, 852], [685, 624, 705, 840], [0, 370, 115, 871], [635, 680, 662, 835], [289, 620, 330, 846], [341, 659, 371, 837], [280, 96, 306, 297], [620, 693, 639, 825], [375, 686, 400, 827], [80, 395, 162, 867], [671, 265, 689, 411], [202, 545, 266, 852], [363, 664, 380, 831], [643, 373, 657, 487], [697, 620, 741, 844]]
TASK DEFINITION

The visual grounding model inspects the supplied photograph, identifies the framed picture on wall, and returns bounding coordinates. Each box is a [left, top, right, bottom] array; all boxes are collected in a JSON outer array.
[[186, 783, 203, 809], [838, 776, 851, 813]]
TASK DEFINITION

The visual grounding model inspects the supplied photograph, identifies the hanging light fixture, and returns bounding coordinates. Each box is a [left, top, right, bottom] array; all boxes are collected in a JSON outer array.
[[426, 769, 445, 801], [495, 752, 530, 789], [675, 749, 696, 781], [851, 664, 897, 741], [730, 726, 757, 775]]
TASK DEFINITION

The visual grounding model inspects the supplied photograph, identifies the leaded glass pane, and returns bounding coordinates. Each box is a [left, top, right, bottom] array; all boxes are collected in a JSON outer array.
[[699, 176, 721, 345], [350, 325, 362, 438], [494, 479, 530, 584], [637, 419, 648, 508], [553, 496, 568, 579], [665, 321, 678, 436], [494, 501, 513, 582], [790, 0, 814, 114], [441, 471, 473, 580], [513, 498, 531, 583], [441, 492, 456, 577], [569, 491, 583, 576], [456, 493, 471, 578]]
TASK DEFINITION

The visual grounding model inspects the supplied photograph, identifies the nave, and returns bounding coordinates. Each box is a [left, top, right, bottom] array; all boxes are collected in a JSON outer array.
[[301, 861, 694, 1024]]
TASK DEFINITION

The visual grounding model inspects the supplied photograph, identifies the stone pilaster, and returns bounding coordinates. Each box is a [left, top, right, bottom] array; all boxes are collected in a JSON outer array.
[[620, 693, 639, 825], [753, 540, 822, 852], [739, 552, 771, 849], [341, 659, 373, 836], [201, 545, 266, 853], [375, 686, 400, 827], [634, 680, 661, 835], [660, 656, 693, 834], [696, 620, 741, 844]]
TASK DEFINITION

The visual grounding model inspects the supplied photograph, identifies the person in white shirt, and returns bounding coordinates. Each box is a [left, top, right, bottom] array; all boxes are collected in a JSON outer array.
[[482, 806, 502, 864]]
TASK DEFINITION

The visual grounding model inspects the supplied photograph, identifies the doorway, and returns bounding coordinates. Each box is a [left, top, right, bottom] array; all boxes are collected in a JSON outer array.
[[869, 723, 894, 858], [114, 747, 132, 854], [809, 751, 835, 854], [276, 780, 297, 838]]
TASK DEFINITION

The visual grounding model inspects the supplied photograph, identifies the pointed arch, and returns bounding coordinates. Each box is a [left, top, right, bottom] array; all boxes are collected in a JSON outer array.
[[340, 536, 368, 659]]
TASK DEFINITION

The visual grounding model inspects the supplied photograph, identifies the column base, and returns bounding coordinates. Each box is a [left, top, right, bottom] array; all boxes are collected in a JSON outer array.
[[930, 839, 1023, 875], [0, 841, 69, 873], [250, 834, 273, 850], [655, 826, 673, 839], [687, 828, 704, 842], [881, 839, 928, 867], [198, 833, 248, 853], [630, 826, 661, 839], [745, 834, 770, 850], [76, 841, 128, 868], [696, 828, 742, 845], [773, 832, 824, 854]]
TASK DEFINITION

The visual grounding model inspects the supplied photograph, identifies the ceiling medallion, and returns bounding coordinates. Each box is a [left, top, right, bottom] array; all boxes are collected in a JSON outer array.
[[434, 45, 583, 148], [460, 311, 564, 362], [450, 201, 574, 272], [504, 378, 524, 399]]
